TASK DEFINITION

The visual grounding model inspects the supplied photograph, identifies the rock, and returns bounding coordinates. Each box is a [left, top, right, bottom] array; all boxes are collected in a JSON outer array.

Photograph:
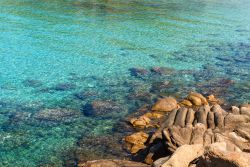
[[152, 97, 178, 112], [207, 94, 219, 104], [186, 108, 195, 126], [143, 112, 164, 119], [82, 100, 120, 117], [240, 103, 250, 109], [240, 107, 250, 117], [33, 108, 80, 122], [180, 100, 193, 107], [153, 156, 170, 167], [174, 107, 188, 127], [231, 106, 240, 115], [130, 116, 151, 128], [224, 114, 250, 129], [169, 126, 193, 147], [124, 132, 149, 154], [207, 112, 215, 129], [190, 123, 206, 145], [211, 104, 227, 115], [187, 92, 208, 106], [161, 144, 204, 167], [195, 105, 209, 127], [129, 68, 149, 78], [149, 109, 178, 144], [214, 112, 224, 129], [197, 142, 250, 167], [78, 159, 150, 167], [144, 142, 168, 165]]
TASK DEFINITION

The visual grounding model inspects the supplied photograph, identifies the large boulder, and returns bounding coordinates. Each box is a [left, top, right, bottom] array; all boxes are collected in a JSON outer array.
[[151, 97, 178, 112], [161, 144, 204, 167], [197, 142, 250, 167], [187, 92, 208, 106]]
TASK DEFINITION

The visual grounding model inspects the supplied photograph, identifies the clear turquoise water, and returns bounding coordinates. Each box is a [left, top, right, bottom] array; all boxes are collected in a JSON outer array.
[[0, 0, 250, 166]]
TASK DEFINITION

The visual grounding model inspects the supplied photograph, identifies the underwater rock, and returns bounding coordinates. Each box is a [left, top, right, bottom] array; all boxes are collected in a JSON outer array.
[[150, 81, 171, 93], [82, 100, 121, 117], [22, 79, 43, 87], [73, 134, 128, 164], [33, 108, 80, 122], [74, 91, 99, 100], [127, 92, 152, 103], [129, 68, 149, 78], [150, 67, 174, 75], [151, 97, 178, 112], [53, 83, 76, 91]]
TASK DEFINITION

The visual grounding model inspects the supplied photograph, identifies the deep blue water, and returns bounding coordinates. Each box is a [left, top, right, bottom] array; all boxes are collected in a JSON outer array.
[[0, 0, 250, 166]]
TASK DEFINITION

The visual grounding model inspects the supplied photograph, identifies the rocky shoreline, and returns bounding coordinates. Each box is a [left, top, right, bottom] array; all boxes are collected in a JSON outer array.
[[79, 92, 250, 167]]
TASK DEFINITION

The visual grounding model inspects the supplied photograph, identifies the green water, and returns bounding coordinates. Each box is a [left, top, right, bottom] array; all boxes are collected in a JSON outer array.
[[0, 0, 250, 166]]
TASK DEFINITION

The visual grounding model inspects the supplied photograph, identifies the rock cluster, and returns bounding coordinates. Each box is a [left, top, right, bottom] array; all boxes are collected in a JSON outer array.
[[124, 93, 250, 167]]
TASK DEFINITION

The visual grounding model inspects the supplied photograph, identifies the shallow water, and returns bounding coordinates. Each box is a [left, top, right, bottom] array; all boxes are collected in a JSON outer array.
[[0, 0, 250, 166]]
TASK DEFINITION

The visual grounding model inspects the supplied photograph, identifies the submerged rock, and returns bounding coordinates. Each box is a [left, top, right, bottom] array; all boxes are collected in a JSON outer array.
[[33, 108, 80, 122], [82, 100, 121, 117], [129, 68, 149, 78], [150, 67, 174, 75], [22, 79, 43, 87], [74, 91, 99, 100], [150, 81, 171, 93], [53, 83, 76, 91]]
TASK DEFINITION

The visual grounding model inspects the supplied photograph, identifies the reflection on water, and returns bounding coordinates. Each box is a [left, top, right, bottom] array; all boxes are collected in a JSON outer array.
[[0, 0, 250, 166]]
